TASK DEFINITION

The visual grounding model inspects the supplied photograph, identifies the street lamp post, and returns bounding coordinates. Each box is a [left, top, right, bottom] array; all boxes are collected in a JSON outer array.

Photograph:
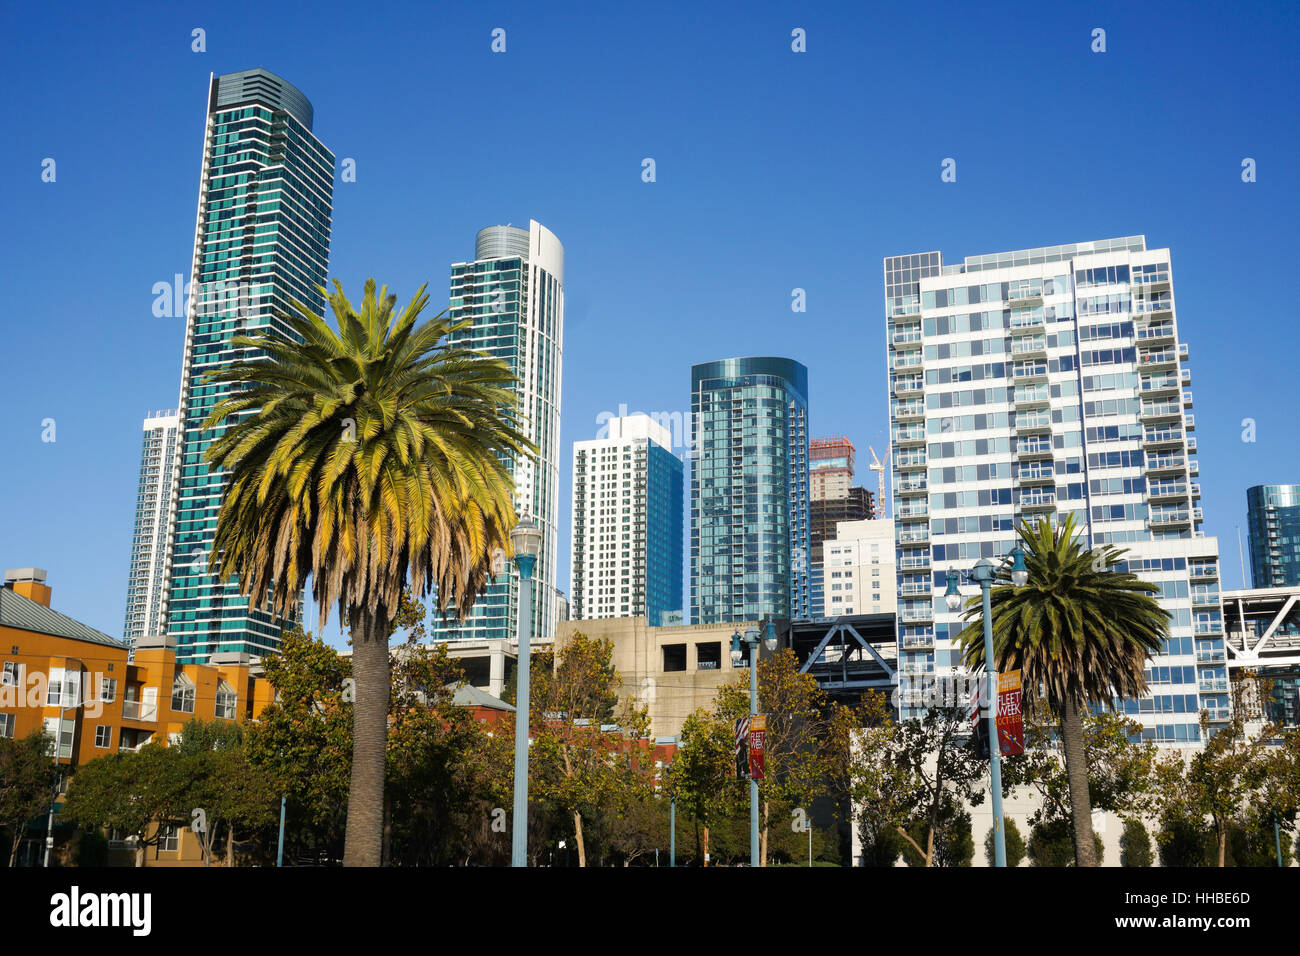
[[730, 620, 778, 867], [510, 514, 543, 868], [945, 545, 1027, 869]]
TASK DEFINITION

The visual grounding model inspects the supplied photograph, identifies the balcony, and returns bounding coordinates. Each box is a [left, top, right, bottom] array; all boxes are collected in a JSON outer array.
[[1007, 289, 1043, 308], [900, 582, 931, 596], [1133, 273, 1171, 293], [1016, 437, 1054, 459], [1140, 375, 1180, 396], [1149, 509, 1191, 528], [1017, 463, 1056, 484], [1138, 348, 1177, 369], [1185, 436, 1197, 453], [1178, 342, 1189, 360], [1182, 390, 1193, 407], [1180, 368, 1192, 386], [892, 352, 922, 371], [1197, 677, 1229, 694], [1147, 481, 1188, 500], [901, 636, 934, 651], [1010, 337, 1047, 359], [121, 700, 157, 722], [1135, 322, 1175, 344], [898, 528, 930, 545], [1012, 361, 1049, 383], [1189, 564, 1218, 581], [893, 426, 926, 447], [1142, 428, 1184, 448], [896, 502, 929, 519], [1013, 384, 1051, 407], [1188, 458, 1199, 476], [1203, 708, 1231, 723], [899, 554, 932, 571], [1135, 295, 1173, 317], [896, 477, 928, 496], [893, 377, 924, 396], [1009, 311, 1045, 333], [900, 607, 934, 624], [1020, 490, 1056, 511], [893, 399, 925, 420], [896, 450, 927, 470], [1191, 592, 1220, 608], [1015, 410, 1052, 433], [1184, 413, 1195, 431], [1195, 621, 1225, 637], [1140, 400, 1181, 422], [889, 302, 922, 321]]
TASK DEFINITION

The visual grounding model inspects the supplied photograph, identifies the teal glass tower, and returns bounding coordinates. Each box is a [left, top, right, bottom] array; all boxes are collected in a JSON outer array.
[[690, 357, 811, 625], [429, 221, 564, 644], [1247, 484, 1300, 588], [165, 70, 334, 664]]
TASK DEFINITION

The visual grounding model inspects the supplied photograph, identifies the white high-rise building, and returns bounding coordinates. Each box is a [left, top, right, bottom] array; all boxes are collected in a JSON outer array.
[[123, 409, 181, 656], [571, 414, 684, 624], [824, 519, 896, 617], [430, 220, 565, 644], [885, 237, 1228, 745]]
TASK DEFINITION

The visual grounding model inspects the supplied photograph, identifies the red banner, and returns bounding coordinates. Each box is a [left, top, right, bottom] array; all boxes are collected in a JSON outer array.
[[996, 670, 1024, 756], [748, 715, 766, 781]]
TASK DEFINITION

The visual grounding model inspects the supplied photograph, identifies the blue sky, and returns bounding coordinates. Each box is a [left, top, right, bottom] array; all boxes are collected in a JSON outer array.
[[1, 0, 1297, 648]]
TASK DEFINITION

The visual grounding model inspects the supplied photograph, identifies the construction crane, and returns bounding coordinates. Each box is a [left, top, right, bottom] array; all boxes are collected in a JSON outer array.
[[868, 443, 889, 519]]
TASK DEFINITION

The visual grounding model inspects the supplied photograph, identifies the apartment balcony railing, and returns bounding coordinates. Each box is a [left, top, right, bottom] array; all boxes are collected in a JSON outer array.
[[900, 608, 933, 623], [1134, 295, 1173, 315], [1177, 342, 1189, 360], [1147, 482, 1188, 499], [1191, 593, 1220, 608], [1139, 400, 1181, 421], [1184, 413, 1195, 431], [900, 582, 931, 596], [1017, 463, 1055, 483], [1019, 491, 1057, 510], [899, 555, 932, 571], [1010, 337, 1047, 358], [1149, 510, 1191, 527], [893, 377, 924, 396], [901, 636, 934, 650], [1182, 390, 1193, 407], [893, 426, 926, 446], [893, 400, 925, 419], [1135, 322, 1175, 343], [1009, 311, 1045, 331], [896, 502, 929, 519], [892, 328, 923, 348], [1203, 708, 1231, 723], [897, 528, 930, 545], [896, 451, 927, 469], [1143, 428, 1184, 447], [1189, 565, 1219, 580], [1013, 385, 1050, 407], [896, 478, 928, 496], [1195, 621, 1225, 637], [1141, 375, 1180, 395], [1016, 438, 1054, 458], [1012, 362, 1049, 382], [901, 661, 936, 676], [1007, 290, 1043, 308], [1138, 349, 1177, 368], [889, 302, 922, 320], [121, 700, 157, 721], [892, 353, 923, 370], [1145, 453, 1186, 473], [1180, 368, 1192, 386], [1015, 410, 1052, 432], [1197, 677, 1229, 694], [1133, 272, 1170, 291]]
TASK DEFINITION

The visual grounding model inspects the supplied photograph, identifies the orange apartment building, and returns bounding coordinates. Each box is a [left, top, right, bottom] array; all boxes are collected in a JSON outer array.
[[1, 568, 275, 865]]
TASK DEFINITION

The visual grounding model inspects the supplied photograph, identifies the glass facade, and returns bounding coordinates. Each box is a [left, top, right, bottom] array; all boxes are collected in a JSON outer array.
[[123, 410, 180, 657], [166, 70, 334, 664], [885, 239, 1228, 744], [1247, 484, 1300, 588], [429, 222, 564, 644], [690, 357, 810, 624]]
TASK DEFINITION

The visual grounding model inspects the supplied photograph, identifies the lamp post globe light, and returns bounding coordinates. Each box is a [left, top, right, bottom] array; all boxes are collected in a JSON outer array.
[[510, 514, 543, 868], [943, 543, 1027, 868]]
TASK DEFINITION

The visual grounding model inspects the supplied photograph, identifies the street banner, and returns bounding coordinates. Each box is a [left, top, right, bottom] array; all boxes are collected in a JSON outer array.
[[996, 670, 1024, 756], [749, 715, 766, 781], [734, 716, 749, 778]]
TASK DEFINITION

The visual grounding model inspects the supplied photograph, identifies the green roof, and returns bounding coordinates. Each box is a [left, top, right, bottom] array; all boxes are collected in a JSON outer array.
[[0, 588, 124, 649]]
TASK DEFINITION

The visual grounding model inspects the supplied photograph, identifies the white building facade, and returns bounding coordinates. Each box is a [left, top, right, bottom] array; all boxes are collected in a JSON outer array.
[[885, 237, 1228, 744], [570, 414, 684, 624], [824, 519, 897, 617], [122, 410, 181, 656]]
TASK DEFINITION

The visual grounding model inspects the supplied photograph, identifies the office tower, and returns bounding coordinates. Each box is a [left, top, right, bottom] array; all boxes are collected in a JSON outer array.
[[1246, 484, 1300, 588], [690, 357, 810, 625], [430, 221, 564, 644], [165, 69, 334, 664], [809, 436, 875, 614], [122, 410, 181, 656], [824, 518, 896, 616], [885, 237, 1227, 744], [570, 414, 684, 624]]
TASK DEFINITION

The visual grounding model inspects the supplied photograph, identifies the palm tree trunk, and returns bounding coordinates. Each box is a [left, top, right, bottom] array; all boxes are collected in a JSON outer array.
[[343, 601, 390, 867], [1060, 697, 1098, 867]]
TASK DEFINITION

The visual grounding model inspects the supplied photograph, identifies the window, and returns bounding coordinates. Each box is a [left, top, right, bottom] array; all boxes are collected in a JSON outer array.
[[171, 674, 195, 714], [1, 662, 18, 686], [0, 714, 13, 738], [696, 642, 721, 670], [215, 681, 237, 720], [94, 725, 111, 748], [100, 677, 117, 704], [159, 824, 180, 853], [662, 644, 687, 672]]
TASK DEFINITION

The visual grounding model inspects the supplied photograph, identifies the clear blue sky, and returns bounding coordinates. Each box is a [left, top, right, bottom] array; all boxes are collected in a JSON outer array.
[[1, 0, 1297, 648]]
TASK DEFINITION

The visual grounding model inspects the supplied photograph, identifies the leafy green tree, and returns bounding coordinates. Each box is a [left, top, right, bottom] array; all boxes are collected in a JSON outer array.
[[529, 633, 651, 866], [177, 720, 278, 866], [202, 279, 530, 866], [669, 708, 742, 866], [1158, 814, 1210, 866], [985, 816, 1026, 867], [0, 730, 58, 867], [62, 745, 190, 867], [956, 515, 1170, 867], [903, 800, 974, 867], [857, 813, 904, 867], [1120, 818, 1154, 867], [1029, 817, 1104, 867]]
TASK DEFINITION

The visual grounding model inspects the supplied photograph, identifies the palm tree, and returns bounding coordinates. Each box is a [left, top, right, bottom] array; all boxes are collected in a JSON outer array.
[[201, 279, 532, 866], [954, 514, 1170, 866]]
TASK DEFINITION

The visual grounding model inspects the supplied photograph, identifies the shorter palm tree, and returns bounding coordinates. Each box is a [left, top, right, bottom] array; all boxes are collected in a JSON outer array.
[[954, 515, 1170, 866]]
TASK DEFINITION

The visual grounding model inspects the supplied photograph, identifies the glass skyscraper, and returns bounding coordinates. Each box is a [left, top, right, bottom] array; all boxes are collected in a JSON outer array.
[[690, 357, 810, 625], [164, 69, 334, 664], [1246, 484, 1300, 588], [570, 414, 684, 624], [429, 221, 564, 644], [885, 238, 1228, 744]]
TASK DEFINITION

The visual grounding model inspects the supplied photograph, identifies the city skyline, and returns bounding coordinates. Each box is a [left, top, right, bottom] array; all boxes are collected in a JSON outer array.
[[3, 2, 1298, 649]]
